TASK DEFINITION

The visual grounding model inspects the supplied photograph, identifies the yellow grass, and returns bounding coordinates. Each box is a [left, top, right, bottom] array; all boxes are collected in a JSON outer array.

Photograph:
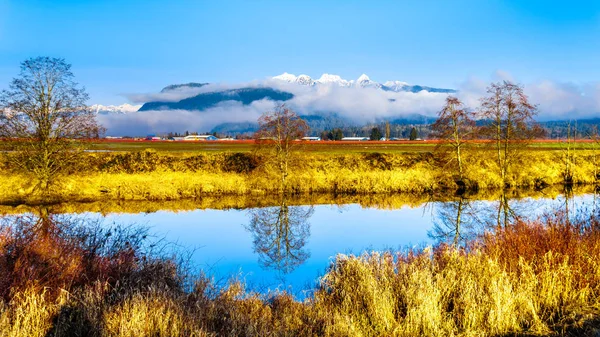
[[104, 293, 208, 337], [1, 150, 598, 204], [0, 289, 64, 337], [2, 213, 600, 336]]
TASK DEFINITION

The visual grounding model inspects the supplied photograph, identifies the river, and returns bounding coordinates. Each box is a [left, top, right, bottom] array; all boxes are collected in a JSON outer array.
[[1, 186, 597, 298]]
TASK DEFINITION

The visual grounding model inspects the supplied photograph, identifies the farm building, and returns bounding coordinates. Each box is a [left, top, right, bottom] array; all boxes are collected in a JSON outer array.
[[183, 135, 219, 141], [341, 137, 369, 141], [301, 136, 322, 141]]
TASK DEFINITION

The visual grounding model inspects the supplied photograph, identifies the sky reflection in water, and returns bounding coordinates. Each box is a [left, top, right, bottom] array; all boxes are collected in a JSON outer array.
[[103, 203, 433, 297], [37, 192, 600, 298]]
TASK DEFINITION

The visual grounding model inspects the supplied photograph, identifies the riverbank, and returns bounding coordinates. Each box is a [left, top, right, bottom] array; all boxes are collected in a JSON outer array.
[[1, 150, 598, 204]]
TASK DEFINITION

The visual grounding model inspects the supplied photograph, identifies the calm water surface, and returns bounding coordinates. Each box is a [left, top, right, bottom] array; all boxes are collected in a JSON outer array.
[[2, 191, 597, 298], [93, 192, 597, 298]]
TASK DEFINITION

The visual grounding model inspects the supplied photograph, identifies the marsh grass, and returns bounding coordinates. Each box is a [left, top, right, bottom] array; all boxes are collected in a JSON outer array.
[[2, 150, 599, 204], [1, 206, 600, 336]]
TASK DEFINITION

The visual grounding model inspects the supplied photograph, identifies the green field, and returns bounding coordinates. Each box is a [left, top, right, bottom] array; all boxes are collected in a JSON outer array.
[[81, 139, 599, 153], [85, 140, 439, 153]]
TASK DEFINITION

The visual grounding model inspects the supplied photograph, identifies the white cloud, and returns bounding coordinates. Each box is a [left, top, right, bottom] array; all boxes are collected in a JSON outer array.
[[527, 81, 600, 120], [104, 71, 600, 135], [98, 99, 276, 136], [286, 85, 447, 121], [456, 71, 600, 120], [112, 79, 451, 135], [125, 79, 276, 103]]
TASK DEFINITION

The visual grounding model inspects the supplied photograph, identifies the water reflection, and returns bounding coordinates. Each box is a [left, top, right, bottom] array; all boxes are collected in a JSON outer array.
[[246, 195, 314, 275], [2, 187, 599, 296], [427, 188, 585, 247], [430, 196, 477, 247], [5, 185, 595, 216]]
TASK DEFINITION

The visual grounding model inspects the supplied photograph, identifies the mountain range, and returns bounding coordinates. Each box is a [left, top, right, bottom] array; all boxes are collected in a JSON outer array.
[[139, 87, 293, 112], [272, 73, 457, 93], [93, 74, 600, 137], [133, 73, 457, 112], [95, 73, 459, 135]]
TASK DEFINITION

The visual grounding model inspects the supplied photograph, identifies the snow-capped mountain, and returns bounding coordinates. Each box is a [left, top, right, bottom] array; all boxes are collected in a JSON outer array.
[[91, 103, 142, 114], [383, 80, 410, 91], [296, 74, 315, 86], [271, 72, 453, 93], [355, 74, 382, 89], [272, 72, 298, 83], [127, 74, 456, 119], [272, 72, 316, 86], [316, 73, 353, 87]]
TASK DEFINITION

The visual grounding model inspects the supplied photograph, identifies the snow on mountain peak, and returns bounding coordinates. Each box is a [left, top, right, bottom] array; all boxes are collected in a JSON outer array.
[[357, 74, 371, 83], [270, 72, 450, 93], [91, 103, 141, 114], [296, 74, 315, 86], [384, 80, 409, 87], [316, 73, 351, 86], [355, 74, 382, 89], [317, 73, 342, 82], [273, 72, 298, 82]]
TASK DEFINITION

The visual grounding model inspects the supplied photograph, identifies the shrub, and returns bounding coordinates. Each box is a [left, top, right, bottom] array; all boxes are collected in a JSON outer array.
[[223, 153, 260, 174]]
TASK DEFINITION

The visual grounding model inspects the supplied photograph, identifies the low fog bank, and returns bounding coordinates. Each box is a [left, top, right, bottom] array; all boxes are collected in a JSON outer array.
[[101, 73, 600, 136]]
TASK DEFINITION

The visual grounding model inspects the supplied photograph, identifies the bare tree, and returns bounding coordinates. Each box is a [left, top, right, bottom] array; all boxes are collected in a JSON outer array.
[[255, 104, 309, 190], [431, 96, 475, 181], [479, 81, 541, 186], [0, 57, 103, 192]]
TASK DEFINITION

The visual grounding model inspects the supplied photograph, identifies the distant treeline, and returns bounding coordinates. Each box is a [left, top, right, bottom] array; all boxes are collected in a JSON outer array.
[[208, 116, 600, 140]]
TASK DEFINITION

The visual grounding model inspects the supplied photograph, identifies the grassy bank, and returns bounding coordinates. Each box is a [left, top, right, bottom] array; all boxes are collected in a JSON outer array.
[[1, 208, 600, 336], [1, 149, 599, 204]]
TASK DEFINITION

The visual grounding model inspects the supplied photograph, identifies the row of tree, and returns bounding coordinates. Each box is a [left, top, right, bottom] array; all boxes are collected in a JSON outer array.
[[319, 125, 422, 140], [255, 81, 542, 192]]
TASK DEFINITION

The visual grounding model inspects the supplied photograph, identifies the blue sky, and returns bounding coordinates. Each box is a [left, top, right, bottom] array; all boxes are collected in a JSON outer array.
[[1, 0, 600, 105]]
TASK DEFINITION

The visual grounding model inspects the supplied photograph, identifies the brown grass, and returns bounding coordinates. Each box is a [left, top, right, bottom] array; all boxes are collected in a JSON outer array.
[[1, 207, 600, 336]]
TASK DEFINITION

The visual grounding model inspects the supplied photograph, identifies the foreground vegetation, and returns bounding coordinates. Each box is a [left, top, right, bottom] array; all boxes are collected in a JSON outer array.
[[1, 207, 600, 336], [1, 148, 599, 204]]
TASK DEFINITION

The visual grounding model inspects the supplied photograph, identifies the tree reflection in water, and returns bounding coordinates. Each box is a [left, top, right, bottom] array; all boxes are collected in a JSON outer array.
[[246, 196, 314, 275], [429, 188, 575, 247], [429, 196, 478, 247]]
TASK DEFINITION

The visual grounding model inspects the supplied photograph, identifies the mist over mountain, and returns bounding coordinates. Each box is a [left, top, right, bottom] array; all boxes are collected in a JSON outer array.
[[136, 73, 456, 113], [138, 87, 293, 112], [96, 73, 456, 136], [96, 72, 600, 137], [209, 112, 438, 136]]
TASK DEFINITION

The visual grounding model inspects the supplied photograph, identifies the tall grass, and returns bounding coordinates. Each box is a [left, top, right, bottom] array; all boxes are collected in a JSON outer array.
[[1, 207, 600, 335], [2, 150, 599, 204]]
